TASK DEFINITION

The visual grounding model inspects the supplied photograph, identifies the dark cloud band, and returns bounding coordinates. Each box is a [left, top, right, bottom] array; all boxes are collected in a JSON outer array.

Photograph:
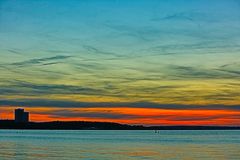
[[0, 99, 239, 111]]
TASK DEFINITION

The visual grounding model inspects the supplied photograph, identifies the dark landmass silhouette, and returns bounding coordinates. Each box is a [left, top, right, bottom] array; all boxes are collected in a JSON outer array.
[[0, 120, 239, 130]]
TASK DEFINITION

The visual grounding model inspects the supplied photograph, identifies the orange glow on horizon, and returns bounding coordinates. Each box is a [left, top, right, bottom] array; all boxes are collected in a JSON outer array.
[[1, 107, 239, 126]]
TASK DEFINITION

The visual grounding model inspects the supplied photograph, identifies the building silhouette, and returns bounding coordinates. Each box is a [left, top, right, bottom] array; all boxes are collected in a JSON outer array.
[[14, 108, 29, 123]]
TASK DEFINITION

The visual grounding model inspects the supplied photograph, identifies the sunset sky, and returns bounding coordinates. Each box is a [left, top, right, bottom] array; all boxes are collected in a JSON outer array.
[[0, 0, 240, 126]]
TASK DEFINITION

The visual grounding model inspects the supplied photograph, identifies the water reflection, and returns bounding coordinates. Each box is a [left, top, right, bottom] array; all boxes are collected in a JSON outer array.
[[0, 130, 240, 160]]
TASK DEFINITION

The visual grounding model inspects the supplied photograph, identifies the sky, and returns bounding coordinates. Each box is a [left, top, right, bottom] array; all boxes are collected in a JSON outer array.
[[0, 0, 240, 126]]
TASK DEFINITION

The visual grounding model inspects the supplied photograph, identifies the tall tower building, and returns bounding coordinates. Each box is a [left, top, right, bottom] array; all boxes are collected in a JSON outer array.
[[14, 108, 29, 123]]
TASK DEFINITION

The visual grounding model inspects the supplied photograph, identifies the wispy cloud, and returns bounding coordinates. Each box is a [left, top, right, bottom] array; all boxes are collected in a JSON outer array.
[[0, 81, 104, 96], [168, 65, 240, 79], [10, 55, 72, 67], [82, 45, 122, 57]]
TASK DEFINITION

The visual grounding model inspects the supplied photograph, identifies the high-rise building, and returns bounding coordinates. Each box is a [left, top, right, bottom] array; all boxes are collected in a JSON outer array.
[[14, 108, 29, 123]]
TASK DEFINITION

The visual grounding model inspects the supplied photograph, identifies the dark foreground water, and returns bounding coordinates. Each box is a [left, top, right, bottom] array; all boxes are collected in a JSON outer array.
[[0, 130, 239, 160]]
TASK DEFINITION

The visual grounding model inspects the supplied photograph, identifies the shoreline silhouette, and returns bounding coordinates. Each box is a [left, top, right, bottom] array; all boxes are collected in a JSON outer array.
[[0, 120, 239, 130]]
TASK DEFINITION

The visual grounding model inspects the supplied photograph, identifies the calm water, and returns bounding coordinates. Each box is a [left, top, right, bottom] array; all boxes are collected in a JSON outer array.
[[0, 130, 240, 160]]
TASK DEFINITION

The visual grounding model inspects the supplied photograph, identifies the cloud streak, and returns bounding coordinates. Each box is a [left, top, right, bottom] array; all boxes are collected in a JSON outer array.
[[1, 99, 240, 111], [0, 81, 104, 96], [10, 55, 72, 67]]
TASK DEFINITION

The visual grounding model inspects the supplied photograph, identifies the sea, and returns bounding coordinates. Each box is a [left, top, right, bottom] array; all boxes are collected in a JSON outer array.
[[0, 130, 239, 160]]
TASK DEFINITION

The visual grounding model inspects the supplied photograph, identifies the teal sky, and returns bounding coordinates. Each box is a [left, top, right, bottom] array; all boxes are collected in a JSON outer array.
[[0, 0, 240, 125]]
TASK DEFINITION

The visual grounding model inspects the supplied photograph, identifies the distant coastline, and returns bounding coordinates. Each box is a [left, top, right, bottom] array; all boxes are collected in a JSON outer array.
[[0, 120, 239, 130]]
